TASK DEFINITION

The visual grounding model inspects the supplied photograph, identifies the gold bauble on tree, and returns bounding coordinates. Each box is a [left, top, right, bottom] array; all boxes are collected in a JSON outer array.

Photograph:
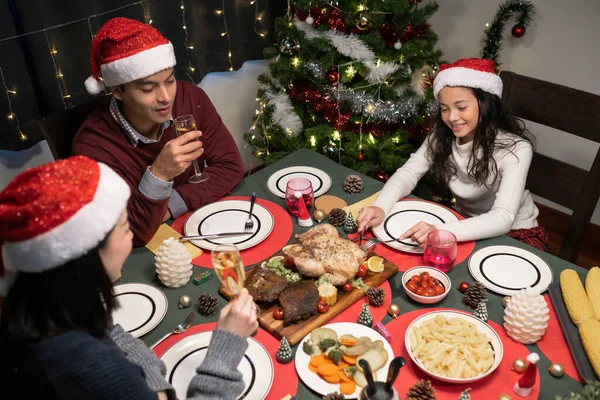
[[355, 11, 373, 31]]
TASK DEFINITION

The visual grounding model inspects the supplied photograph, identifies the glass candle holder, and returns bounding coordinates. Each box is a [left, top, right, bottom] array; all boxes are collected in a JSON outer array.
[[422, 230, 458, 273], [285, 177, 314, 218]]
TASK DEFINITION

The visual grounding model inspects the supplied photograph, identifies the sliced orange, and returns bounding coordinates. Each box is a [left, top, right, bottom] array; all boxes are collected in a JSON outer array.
[[367, 256, 384, 273]]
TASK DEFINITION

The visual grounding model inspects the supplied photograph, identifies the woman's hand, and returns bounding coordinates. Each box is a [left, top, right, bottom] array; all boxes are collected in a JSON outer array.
[[356, 206, 385, 232], [401, 222, 437, 246], [216, 288, 258, 339]]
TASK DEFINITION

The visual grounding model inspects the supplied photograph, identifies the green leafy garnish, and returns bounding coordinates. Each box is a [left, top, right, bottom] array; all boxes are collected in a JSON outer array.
[[265, 259, 301, 283]]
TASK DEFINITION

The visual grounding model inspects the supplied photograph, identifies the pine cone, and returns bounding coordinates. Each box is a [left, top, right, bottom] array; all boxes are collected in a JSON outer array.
[[322, 392, 345, 400], [343, 174, 363, 194], [367, 286, 385, 307], [464, 282, 487, 309], [198, 293, 219, 316], [329, 208, 347, 227], [406, 379, 436, 400]]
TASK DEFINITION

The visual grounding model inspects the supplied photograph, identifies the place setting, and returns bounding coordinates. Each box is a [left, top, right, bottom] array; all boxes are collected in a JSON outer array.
[[111, 283, 169, 338], [266, 166, 332, 199]]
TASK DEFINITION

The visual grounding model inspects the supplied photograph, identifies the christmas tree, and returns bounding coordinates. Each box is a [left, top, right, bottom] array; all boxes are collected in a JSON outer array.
[[247, 0, 444, 196]]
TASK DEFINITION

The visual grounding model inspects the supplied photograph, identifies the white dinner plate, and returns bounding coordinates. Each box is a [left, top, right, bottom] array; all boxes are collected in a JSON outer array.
[[468, 245, 554, 295], [112, 283, 168, 338], [295, 322, 394, 399], [184, 200, 274, 251], [267, 166, 332, 198], [372, 200, 459, 253], [160, 333, 273, 400]]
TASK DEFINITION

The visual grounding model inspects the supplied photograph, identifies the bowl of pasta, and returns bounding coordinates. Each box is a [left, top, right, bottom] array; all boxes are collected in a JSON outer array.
[[404, 310, 503, 384]]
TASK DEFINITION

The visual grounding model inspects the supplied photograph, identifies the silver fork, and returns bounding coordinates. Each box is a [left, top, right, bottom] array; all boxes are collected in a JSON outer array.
[[245, 192, 256, 231], [150, 311, 196, 349], [360, 237, 402, 252]]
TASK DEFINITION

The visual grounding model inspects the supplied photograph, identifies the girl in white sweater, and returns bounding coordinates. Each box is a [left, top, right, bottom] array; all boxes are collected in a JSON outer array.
[[357, 58, 547, 251]]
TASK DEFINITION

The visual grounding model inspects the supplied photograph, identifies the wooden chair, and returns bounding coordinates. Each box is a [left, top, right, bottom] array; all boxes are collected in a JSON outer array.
[[500, 71, 600, 264], [39, 95, 112, 160]]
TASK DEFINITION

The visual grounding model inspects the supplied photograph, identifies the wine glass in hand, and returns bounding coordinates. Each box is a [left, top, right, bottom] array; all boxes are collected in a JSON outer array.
[[211, 244, 246, 296], [174, 114, 209, 183]]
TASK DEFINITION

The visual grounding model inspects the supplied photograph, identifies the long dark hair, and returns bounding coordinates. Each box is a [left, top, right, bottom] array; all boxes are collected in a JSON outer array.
[[427, 87, 532, 187], [0, 238, 117, 343]]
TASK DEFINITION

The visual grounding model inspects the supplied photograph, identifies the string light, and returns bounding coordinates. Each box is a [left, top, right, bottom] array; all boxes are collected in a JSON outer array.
[[44, 30, 69, 108], [180, 0, 195, 82], [368, 133, 376, 144], [346, 65, 357, 79], [253, 0, 268, 38], [1, 67, 26, 141], [310, 135, 316, 147], [332, 130, 341, 141], [292, 57, 301, 67], [219, 0, 234, 71], [357, 4, 367, 11]]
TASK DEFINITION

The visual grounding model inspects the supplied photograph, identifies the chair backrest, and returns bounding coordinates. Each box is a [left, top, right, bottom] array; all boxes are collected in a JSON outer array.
[[39, 95, 112, 160], [500, 71, 600, 263]]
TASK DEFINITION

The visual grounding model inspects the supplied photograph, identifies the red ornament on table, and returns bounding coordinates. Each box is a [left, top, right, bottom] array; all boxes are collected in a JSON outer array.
[[327, 66, 340, 86], [511, 24, 526, 38], [357, 152, 364, 161], [513, 352, 539, 397], [458, 282, 470, 293], [376, 169, 389, 182]]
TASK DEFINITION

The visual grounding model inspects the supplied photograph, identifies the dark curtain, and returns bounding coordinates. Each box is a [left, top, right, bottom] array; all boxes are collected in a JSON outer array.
[[0, 0, 277, 151]]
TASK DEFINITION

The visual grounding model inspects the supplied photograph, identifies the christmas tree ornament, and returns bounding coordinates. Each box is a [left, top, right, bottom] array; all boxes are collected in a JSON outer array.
[[323, 392, 345, 400], [498, 396, 512, 400], [504, 287, 549, 344], [548, 362, 565, 378], [405, 379, 436, 400], [458, 282, 470, 293], [344, 212, 358, 234], [357, 304, 373, 327], [376, 169, 389, 182], [511, 24, 526, 38], [357, 152, 364, 161], [513, 352, 539, 397], [463, 282, 487, 308], [306, 15, 314, 25], [276, 337, 293, 364], [344, 174, 364, 193], [294, 190, 314, 227], [313, 209, 326, 223], [178, 295, 192, 309], [155, 237, 193, 288], [388, 303, 400, 319], [367, 286, 385, 307], [355, 11, 373, 31], [327, 66, 340, 86], [329, 208, 347, 227], [459, 388, 471, 400], [279, 37, 297, 55], [512, 358, 527, 373], [394, 41, 403, 50], [198, 293, 219, 316], [503, 296, 511, 307], [193, 271, 213, 286], [322, 143, 337, 158], [473, 300, 489, 322]]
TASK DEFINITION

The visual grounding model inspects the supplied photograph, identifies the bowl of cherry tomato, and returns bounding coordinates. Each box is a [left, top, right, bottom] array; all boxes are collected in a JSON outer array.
[[401, 266, 451, 304]]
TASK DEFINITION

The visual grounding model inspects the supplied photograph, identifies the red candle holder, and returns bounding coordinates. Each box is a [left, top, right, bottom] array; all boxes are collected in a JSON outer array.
[[422, 230, 457, 273]]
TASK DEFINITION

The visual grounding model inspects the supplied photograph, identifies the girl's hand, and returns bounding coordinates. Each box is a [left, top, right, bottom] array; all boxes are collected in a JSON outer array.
[[356, 206, 385, 232], [217, 288, 259, 339], [401, 222, 437, 246]]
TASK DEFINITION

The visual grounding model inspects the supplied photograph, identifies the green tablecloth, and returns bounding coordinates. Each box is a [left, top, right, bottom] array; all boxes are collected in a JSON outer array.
[[120, 148, 586, 399]]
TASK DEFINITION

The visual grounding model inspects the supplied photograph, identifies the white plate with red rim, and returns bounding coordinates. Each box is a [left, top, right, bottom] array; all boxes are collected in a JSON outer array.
[[160, 332, 273, 400], [372, 200, 459, 254], [295, 322, 394, 399]]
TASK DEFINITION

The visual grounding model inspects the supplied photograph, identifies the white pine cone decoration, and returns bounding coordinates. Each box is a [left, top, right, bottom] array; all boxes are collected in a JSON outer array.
[[503, 287, 549, 344], [155, 237, 193, 288]]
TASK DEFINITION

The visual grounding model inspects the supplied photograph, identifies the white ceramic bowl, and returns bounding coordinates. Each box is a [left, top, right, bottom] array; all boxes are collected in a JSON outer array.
[[401, 266, 451, 304], [404, 310, 504, 384]]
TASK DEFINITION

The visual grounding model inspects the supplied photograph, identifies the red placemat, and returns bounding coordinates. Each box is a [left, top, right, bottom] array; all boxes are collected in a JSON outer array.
[[153, 322, 298, 400], [385, 308, 540, 400], [537, 294, 582, 382], [328, 281, 392, 325], [350, 199, 475, 272], [172, 196, 293, 268]]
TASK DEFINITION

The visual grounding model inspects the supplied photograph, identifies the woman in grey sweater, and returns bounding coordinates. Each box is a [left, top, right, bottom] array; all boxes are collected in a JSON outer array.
[[0, 156, 257, 400]]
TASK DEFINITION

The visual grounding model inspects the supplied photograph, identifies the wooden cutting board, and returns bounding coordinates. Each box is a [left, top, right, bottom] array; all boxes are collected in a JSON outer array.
[[219, 252, 398, 345]]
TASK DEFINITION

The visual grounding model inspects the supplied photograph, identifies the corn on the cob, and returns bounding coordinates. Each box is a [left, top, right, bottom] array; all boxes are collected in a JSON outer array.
[[585, 266, 600, 321], [318, 282, 338, 306], [579, 319, 600, 377], [560, 269, 594, 325]]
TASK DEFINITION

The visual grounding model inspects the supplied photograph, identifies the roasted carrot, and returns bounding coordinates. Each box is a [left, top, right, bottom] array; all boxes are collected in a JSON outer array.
[[308, 363, 318, 373], [340, 381, 357, 395], [310, 355, 325, 367], [317, 363, 338, 377], [323, 373, 341, 384], [341, 339, 358, 346], [342, 354, 357, 365], [337, 361, 350, 370]]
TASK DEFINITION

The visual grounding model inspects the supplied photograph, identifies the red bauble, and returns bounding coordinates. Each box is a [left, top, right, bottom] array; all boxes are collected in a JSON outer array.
[[380, 23, 400, 47], [327, 66, 339, 86], [376, 169, 389, 182], [458, 282, 470, 293], [511, 24, 526, 38], [294, 9, 309, 21], [357, 153, 364, 161], [327, 9, 346, 31]]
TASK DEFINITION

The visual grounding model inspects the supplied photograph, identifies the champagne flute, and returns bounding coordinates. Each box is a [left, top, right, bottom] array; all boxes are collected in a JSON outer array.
[[211, 244, 246, 296], [174, 114, 210, 183]]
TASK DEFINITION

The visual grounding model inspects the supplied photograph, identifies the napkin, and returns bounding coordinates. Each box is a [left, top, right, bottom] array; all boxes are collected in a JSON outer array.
[[342, 191, 380, 218], [145, 223, 203, 258]]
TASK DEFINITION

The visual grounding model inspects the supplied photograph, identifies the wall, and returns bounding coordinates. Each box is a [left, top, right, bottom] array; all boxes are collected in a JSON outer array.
[[429, 0, 600, 223]]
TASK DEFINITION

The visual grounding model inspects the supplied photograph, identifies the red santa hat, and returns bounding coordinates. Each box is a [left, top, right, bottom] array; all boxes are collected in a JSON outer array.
[[294, 191, 314, 227], [84, 17, 177, 94], [0, 156, 130, 295], [513, 352, 540, 397], [433, 58, 503, 100]]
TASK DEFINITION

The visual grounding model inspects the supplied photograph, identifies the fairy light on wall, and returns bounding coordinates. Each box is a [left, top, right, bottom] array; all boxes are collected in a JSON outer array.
[[0, 67, 26, 141], [43, 30, 70, 108], [220, 0, 234, 71], [179, 0, 195, 82], [253, 0, 267, 38]]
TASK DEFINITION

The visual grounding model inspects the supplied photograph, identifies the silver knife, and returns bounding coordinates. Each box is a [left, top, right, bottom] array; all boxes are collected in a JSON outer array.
[[179, 231, 253, 241]]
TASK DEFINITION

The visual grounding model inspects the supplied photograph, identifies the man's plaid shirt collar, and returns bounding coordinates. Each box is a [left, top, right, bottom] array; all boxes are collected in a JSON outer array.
[[109, 97, 172, 146]]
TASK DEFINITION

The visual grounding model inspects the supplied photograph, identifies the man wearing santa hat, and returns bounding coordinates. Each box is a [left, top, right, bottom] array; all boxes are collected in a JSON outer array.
[[73, 17, 244, 246]]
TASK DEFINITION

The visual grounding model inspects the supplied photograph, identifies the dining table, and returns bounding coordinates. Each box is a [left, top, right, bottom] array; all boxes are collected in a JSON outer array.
[[118, 148, 590, 400]]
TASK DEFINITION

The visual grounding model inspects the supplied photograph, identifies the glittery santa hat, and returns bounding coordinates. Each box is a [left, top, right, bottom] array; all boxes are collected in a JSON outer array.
[[84, 17, 177, 94], [433, 58, 503, 100], [0, 156, 130, 296]]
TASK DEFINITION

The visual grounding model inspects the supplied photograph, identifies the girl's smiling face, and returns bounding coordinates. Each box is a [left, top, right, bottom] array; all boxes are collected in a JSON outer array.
[[438, 86, 480, 144]]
